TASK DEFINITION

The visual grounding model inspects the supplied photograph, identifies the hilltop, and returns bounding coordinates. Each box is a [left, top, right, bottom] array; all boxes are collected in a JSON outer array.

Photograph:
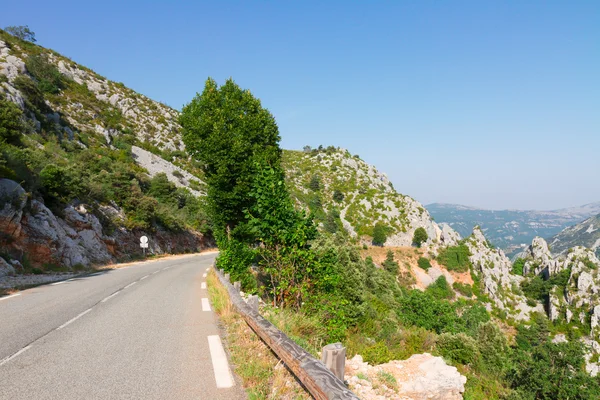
[[549, 213, 600, 257]]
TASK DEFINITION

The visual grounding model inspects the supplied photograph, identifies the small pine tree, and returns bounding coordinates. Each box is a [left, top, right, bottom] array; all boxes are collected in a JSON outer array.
[[412, 227, 428, 248], [382, 250, 399, 274], [332, 189, 344, 202], [309, 174, 321, 191]]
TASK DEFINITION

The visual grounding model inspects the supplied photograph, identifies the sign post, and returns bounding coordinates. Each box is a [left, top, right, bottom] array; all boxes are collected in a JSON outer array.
[[140, 236, 149, 257]]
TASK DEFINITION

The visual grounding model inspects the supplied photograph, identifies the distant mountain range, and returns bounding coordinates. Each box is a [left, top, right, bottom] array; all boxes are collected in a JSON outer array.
[[549, 213, 600, 257], [427, 202, 600, 257]]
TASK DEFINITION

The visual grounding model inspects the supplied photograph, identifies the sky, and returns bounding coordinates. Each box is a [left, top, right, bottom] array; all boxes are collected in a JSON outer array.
[[3, 1, 599, 210]]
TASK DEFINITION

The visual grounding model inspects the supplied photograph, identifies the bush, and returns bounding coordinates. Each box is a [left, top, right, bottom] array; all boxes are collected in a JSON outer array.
[[426, 275, 455, 300], [309, 174, 321, 191], [417, 257, 432, 271], [412, 227, 428, 247], [453, 282, 473, 297], [25, 54, 65, 94], [476, 321, 510, 373], [372, 222, 388, 246], [363, 341, 392, 364], [332, 189, 344, 202], [512, 258, 526, 275], [399, 289, 458, 334], [382, 250, 399, 274], [0, 94, 25, 145], [436, 333, 479, 365], [437, 244, 472, 272]]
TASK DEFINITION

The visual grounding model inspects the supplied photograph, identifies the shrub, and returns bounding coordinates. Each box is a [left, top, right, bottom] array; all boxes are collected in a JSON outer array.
[[437, 244, 472, 272], [399, 289, 458, 334], [332, 189, 344, 202], [363, 341, 392, 364], [0, 94, 25, 145], [382, 250, 399, 274], [412, 227, 428, 247], [436, 333, 479, 365], [476, 321, 510, 373], [453, 282, 473, 297], [512, 258, 526, 275], [417, 257, 432, 271], [309, 174, 321, 191], [4, 25, 36, 42], [25, 54, 65, 94], [372, 222, 388, 246], [426, 275, 455, 300]]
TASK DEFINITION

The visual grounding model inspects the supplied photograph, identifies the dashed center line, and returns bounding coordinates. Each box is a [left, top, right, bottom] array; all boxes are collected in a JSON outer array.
[[101, 291, 120, 303], [51, 279, 74, 286], [207, 335, 234, 388], [201, 282, 207, 289], [124, 282, 137, 289], [152, 270, 160, 275], [0, 345, 32, 367], [201, 298, 211, 311], [57, 308, 92, 330], [140, 275, 149, 280], [0, 293, 21, 302]]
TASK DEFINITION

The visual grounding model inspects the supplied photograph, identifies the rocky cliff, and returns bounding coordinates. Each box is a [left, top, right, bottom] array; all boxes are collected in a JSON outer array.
[[548, 213, 600, 258], [282, 148, 460, 249]]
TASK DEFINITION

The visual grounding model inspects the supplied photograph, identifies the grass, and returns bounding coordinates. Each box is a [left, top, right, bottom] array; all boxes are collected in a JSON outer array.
[[207, 271, 311, 400]]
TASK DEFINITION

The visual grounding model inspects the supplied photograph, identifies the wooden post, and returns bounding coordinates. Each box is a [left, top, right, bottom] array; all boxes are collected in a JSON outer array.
[[233, 281, 241, 292], [321, 342, 346, 382], [224, 273, 230, 283], [247, 295, 259, 312]]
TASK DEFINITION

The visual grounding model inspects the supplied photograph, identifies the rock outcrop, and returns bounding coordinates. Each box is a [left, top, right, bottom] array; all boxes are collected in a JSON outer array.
[[0, 179, 211, 269], [345, 354, 466, 400], [466, 227, 542, 320]]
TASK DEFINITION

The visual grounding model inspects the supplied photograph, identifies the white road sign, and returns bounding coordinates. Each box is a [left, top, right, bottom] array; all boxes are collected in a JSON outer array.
[[140, 236, 148, 244]]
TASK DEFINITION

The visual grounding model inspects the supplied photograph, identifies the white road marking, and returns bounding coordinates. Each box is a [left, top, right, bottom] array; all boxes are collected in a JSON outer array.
[[57, 308, 92, 330], [152, 270, 160, 275], [206, 267, 210, 271], [0, 345, 32, 367], [207, 335, 234, 388], [162, 267, 170, 271], [51, 279, 74, 286], [101, 291, 120, 303], [140, 275, 149, 280], [124, 282, 137, 289], [202, 273, 207, 278], [201, 282, 207, 289], [201, 298, 211, 311], [0, 293, 21, 302]]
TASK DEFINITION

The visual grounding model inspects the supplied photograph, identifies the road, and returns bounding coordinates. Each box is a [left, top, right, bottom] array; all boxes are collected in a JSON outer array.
[[0, 253, 246, 400]]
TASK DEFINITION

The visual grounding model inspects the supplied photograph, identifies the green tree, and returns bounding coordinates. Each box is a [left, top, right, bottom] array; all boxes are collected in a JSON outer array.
[[24, 55, 64, 94], [412, 227, 428, 247], [382, 250, 399, 274], [180, 78, 281, 274], [426, 275, 455, 300], [0, 94, 25, 145], [246, 160, 318, 307], [309, 174, 321, 191], [417, 257, 432, 271], [4, 25, 36, 42], [437, 244, 472, 272], [372, 222, 388, 246]]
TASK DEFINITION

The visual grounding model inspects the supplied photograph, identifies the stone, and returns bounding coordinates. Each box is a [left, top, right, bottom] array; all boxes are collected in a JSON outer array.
[[0, 257, 15, 277]]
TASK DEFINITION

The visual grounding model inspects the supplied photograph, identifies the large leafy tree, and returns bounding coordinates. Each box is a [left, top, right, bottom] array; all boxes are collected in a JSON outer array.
[[180, 78, 281, 239]]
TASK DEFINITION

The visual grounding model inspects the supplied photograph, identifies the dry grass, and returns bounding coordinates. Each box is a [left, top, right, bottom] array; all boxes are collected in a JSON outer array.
[[207, 271, 311, 400]]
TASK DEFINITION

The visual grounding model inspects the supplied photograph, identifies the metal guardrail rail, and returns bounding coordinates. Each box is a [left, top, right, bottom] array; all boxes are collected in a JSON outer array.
[[214, 268, 360, 400]]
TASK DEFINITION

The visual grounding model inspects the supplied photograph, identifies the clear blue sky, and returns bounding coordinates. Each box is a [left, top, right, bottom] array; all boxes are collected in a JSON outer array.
[[3, 1, 599, 210]]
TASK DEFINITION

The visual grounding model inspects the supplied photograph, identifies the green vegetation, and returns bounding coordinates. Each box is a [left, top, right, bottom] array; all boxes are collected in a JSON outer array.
[[4, 25, 36, 42], [512, 258, 526, 275], [453, 282, 473, 297], [426, 276, 455, 300], [382, 250, 399, 274], [412, 227, 428, 247], [372, 222, 388, 246], [417, 257, 432, 271], [437, 244, 472, 272]]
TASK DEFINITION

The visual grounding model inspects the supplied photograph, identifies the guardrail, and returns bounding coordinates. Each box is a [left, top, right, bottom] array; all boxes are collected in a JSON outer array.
[[214, 267, 360, 400]]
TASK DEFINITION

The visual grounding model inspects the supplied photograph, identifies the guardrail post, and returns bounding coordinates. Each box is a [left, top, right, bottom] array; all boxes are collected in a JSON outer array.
[[233, 281, 241, 292], [247, 295, 259, 312], [321, 342, 346, 382], [224, 273, 230, 283]]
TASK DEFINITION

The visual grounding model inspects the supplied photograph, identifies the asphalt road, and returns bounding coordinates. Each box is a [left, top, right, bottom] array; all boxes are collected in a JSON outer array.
[[0, 253, 246, 400]]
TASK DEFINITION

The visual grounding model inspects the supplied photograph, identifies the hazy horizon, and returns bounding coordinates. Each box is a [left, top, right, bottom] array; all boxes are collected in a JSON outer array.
[[4, 1, 599, 210]]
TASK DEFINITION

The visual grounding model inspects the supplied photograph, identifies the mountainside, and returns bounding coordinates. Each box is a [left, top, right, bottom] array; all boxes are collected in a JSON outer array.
[[427, 202, 600, 257], [0, 29, 210, 273], [282, 147, 460, 248], [549, 213, 600, 257]]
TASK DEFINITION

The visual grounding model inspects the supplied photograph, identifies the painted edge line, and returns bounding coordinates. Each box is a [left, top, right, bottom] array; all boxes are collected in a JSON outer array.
[[201, 298, 211, 311], [140, 275, 149, 280], [124, 282, 137, 289], [57, 308, 92, 330], [0, 293, 21, 302], [207, 335, 235, 388], [0, 345, 32, 367]]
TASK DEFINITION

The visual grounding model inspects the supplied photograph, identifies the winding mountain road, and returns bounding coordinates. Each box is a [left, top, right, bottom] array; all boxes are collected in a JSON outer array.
[[0, 253, 245, 400]]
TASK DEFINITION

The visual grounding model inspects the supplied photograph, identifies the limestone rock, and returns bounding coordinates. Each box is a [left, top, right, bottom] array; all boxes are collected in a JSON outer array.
[[0, 257, 15, 277], [345, 353, 466, 400]]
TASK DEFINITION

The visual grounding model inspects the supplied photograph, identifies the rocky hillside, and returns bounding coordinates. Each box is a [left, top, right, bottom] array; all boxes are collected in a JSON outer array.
[[548, 213, 600, 257], [427, 202, 600, 257], [0, 29, 210, 274], [283, 147, 460, 248]]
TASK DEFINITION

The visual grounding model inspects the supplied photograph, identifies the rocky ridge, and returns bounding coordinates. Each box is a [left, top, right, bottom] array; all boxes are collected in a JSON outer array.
[[283, 149, 460, 249], [548, 213, 600, 258]]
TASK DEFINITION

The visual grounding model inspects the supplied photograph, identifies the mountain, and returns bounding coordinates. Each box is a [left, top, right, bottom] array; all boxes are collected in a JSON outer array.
[[0, 29, 210, 274], [548, 213, 600, 257], [282, 147, 460, 248], [427, 202, 600, 257]]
